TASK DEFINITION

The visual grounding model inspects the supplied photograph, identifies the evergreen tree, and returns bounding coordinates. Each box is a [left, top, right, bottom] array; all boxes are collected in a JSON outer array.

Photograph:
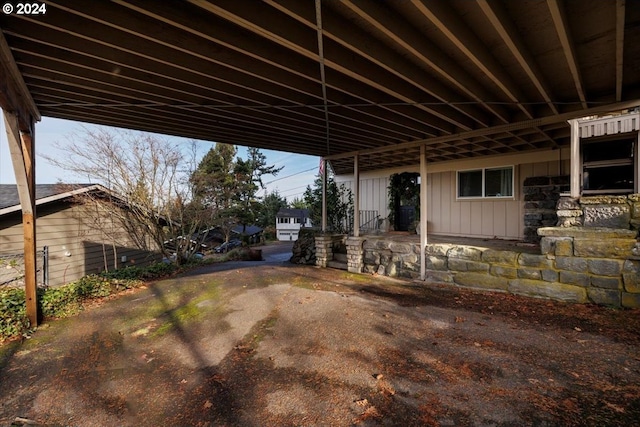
[[303, 174, 353, 233]]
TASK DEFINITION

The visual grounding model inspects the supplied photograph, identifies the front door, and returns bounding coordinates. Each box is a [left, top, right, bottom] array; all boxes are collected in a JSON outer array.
[[397, 205, 416, 231]]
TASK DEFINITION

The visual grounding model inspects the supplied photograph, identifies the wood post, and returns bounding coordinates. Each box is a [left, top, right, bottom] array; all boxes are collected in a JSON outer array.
[[4, 111, 38, 327]]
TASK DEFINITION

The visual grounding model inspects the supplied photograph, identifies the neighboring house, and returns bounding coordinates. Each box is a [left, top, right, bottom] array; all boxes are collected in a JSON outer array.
[[231, 224, 263, 244], [0, 184, 161, 288], [276, 208, 312, 241]]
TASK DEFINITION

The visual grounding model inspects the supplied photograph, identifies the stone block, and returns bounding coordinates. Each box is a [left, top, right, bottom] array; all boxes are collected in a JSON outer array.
[[386, 262, 398, 277], [583, 205, 630, 228], [541, 269, 559, 282], [363, 239, 379, 250], [400, 253, 418, 264], [588, 288, 621, 307], [580, 195, 628, 204], [426, 255, 447, 271], [453, 272, 509, 291], [426, 244, 453, 257], [590, 276, 622, 290], [518, 253, 554, 268], [622, 261, 640, 293], [557, 197, 580, 210], [555, 239, 574, 256], [555, 256, 588, 272], [424, 270, 454, 283], [628, 194, 640, 202], [517, 268, 541, 280], [448, 258, 490, 273], [622, 292, 640, 308], [447, 245, 484, 261], [363, 251, 379, 265], [524, 213, 542, 222], [557, 217, 583, 227], [482, 250, 518, 265], [375, 239, 391, 250], [588, 259, 623, 276], [559, 271, 590, 287], [632, 203, 640, 219], [538, 227, 637, 239], [490, 265, 517, 279], [573, 238, 637, 259], [508, 279, 588, 303], [556, 209, 583, 217], [363, 265, 376, 274], [389, 242, 412, 254], [403, 261, 419, 272]]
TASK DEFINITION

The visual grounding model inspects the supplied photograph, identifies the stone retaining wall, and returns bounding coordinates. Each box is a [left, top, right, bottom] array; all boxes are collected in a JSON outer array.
[[523, 176, 569, 243], [353, 228, 640, 308], [557, 194, 640, 230]]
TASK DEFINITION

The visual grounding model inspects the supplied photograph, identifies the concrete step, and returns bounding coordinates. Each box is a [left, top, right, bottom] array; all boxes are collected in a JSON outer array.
[[333, 253, 348, 263], [327, 260, 348, 270]]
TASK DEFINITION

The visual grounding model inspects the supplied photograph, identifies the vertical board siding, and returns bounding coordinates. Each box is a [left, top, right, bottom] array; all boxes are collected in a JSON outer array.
[[338, 159, 567, 240]]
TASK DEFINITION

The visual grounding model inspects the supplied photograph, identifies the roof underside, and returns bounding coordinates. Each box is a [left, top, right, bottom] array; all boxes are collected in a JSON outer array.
[[1, 0, 640, 174]]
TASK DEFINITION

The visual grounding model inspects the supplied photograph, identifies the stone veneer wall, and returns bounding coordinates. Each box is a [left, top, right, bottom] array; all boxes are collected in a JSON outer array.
[[523, 176, 569, 243], [354, 228, 640, 308], [557, 194, 640, 230], [315, 234, 346, 267]]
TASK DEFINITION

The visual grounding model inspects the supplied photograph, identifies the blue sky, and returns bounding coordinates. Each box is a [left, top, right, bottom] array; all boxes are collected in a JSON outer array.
[[0, 114, 319, 202]]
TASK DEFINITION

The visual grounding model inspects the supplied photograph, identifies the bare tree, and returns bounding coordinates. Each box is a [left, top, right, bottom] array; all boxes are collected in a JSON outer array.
[[45, 127, 203, 265]]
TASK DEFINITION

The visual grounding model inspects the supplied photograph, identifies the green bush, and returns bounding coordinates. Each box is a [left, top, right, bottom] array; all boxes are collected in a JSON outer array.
[[0, 260, 193, 342], [0, 289, 29, 339]]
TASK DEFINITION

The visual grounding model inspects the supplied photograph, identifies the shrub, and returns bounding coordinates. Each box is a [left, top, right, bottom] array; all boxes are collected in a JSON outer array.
[[0, 259, 194, 342], [0, 289, 29, 340]]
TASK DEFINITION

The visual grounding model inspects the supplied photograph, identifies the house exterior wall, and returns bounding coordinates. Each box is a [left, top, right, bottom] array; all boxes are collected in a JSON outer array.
[[276, 216, 312, 241], [335, 149, 570, 240], [0, 201, 160, 287]]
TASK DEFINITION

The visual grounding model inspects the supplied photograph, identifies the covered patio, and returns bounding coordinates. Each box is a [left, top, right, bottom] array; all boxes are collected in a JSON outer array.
[[2, 1, 640, 323]]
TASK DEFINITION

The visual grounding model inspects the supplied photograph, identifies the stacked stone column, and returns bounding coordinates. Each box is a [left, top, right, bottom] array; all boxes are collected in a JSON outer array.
[[346, 236, 365, 273]]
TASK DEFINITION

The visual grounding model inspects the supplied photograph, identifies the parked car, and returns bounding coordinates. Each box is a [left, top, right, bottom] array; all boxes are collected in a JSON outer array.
[[214, 239, 242, 253]]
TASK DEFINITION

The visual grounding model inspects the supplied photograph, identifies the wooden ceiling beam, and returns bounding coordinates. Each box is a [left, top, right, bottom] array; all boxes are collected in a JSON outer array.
[[0, 31, 39, 130], [338, 0, 511, 124], [615, 0, 626, 102], [547, 0, 588, 108], [477, 0, 559, 116], [267, 0, 493, 129], [410, 0, 533, 119]]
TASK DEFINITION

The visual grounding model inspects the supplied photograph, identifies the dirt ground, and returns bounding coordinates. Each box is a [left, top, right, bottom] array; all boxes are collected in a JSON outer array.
[[1, 242, 639, 427]]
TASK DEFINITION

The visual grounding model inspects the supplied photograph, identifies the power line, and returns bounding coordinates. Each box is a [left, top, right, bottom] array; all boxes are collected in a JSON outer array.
[[262, 167, 317, 185]]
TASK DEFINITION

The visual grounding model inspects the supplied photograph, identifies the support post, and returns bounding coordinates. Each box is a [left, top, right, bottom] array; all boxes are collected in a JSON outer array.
[[420, 144, 428, 280], [353, 154, 360, 237], [4, 111, 37, 326], [568, 119, 580, 198], [321, 158, 327, 232]]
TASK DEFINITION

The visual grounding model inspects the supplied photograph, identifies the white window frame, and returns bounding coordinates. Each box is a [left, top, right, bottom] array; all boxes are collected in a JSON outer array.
[[457, 166, 514, 199]]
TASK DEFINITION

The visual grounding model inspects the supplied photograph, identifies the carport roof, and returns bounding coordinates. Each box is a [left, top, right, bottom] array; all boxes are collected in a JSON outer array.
[[1, 0, 640, 174]]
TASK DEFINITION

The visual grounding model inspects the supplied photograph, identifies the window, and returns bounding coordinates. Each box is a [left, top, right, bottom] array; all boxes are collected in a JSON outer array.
[[294, 217, 302, 224], [457, 166, 513, 198], [582, 137, 635, 194]]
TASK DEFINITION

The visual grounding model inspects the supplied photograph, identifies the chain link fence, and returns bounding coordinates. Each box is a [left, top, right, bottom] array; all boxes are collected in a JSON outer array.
[[0, 247, 48, 289]]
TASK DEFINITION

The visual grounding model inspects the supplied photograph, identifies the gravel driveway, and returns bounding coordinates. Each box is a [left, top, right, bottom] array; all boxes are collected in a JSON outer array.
[[0, 242, 638, 426]]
